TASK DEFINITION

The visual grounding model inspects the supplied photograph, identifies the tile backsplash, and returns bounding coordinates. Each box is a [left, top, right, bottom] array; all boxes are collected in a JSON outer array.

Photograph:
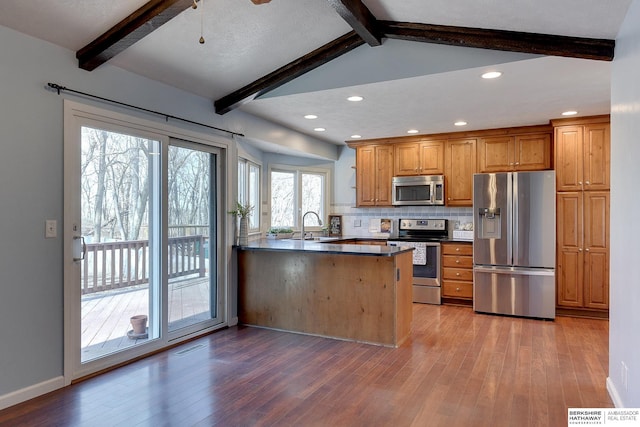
[[331, 203, 473, 238]]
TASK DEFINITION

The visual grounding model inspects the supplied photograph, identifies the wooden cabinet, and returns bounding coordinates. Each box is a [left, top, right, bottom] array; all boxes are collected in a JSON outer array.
[[356, 145, 393, 206], [444, 138, 476, 206], [441, 242, 473, 302], [477, 133, 551, 172], [394, 140, 445, 176], [554, 116, 610, 315], [555, 122, 610, 191], [556, 191, 609, 310]]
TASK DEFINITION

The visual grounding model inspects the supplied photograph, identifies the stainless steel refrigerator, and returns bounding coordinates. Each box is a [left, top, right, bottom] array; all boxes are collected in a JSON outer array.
[[473, 171, 556, 319]]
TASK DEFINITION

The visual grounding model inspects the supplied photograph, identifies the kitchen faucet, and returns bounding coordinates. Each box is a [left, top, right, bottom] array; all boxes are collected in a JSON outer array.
[[301, 211, 323, 240]]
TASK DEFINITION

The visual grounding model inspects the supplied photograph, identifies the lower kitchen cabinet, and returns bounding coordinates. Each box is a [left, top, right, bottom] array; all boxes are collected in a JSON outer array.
[[441, 242, 473, 304], [556, 191, 610, 314]]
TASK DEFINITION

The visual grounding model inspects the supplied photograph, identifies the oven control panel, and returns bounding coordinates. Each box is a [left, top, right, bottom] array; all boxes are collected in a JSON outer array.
[[399, 218, 447, 231]]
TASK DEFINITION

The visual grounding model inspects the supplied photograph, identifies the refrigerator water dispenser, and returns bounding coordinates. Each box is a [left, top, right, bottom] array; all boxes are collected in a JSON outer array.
[[477, 208, 501, 239]]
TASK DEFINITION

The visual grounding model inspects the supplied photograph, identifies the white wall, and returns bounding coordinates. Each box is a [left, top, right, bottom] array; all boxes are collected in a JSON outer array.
[[609, 0, 640, 408], [0, 24, 336, 406]]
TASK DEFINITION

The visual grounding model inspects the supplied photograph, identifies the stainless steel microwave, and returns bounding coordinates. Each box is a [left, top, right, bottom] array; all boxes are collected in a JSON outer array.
[[392, 175, 445, 206]]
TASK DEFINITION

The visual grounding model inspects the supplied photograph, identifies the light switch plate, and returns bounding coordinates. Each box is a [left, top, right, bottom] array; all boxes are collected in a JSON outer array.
[[45, 219, 57, 238]]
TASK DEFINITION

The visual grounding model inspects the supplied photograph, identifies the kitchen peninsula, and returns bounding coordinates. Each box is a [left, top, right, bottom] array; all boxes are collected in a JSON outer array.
[[237, 239, 414, 347]]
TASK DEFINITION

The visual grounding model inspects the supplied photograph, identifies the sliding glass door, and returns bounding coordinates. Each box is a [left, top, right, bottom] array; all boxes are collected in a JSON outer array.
[[65, 103, 225, 379], [79, 126, 161, 363], [167, 141, 218, 333]]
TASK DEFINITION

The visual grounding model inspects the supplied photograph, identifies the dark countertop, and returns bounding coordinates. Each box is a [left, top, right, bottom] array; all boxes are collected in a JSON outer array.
[[237, 238, 414, 257]]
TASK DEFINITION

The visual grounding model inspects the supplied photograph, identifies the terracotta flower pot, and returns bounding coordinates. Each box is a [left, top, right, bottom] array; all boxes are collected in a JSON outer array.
[[130, 315, 148, 335]]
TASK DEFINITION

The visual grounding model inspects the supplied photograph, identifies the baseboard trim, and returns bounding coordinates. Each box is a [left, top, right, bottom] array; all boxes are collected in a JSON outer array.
[[0, 376, 65, 411], [606, 376, 624, 408]]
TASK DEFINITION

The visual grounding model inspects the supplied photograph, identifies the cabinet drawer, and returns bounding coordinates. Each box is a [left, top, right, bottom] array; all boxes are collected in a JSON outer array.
[[442, 267, 473, 281], [442, 281, 473, 299], [441, 243, 473, 256], [442, 255, 473, 268]]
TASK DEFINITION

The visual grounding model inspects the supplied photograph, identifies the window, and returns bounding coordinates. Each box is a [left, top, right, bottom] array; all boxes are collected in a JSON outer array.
[[238, 158, 260, 232], [270, 166, 329, 229]]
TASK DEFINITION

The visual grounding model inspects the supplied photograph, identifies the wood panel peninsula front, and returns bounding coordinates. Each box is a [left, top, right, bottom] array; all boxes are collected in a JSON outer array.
[[237, 239, 414, 347]]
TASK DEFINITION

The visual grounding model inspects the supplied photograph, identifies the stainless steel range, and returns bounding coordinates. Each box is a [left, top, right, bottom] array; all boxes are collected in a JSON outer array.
[[387, 218, 448, 304]]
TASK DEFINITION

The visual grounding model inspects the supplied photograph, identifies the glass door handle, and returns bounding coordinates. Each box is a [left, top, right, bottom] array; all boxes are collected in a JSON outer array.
[[73, 236, 86, 262]]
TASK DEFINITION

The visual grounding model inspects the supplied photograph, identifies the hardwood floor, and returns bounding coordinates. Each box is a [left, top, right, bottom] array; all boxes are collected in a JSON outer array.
[[0, 304, 610, 426]]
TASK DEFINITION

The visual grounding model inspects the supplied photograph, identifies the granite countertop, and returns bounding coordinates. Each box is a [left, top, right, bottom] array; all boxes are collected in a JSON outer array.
[[237, 238, 414, 257]]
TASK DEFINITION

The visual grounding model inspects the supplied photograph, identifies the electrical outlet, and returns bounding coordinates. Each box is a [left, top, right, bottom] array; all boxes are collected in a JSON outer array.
[[622, 361, 629, 391], [354, 219, 361, 227], [45, 219, 57, 238]]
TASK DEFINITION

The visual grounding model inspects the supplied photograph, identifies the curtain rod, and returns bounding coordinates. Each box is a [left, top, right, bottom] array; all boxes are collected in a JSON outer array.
[[46, 82, 244, 138]]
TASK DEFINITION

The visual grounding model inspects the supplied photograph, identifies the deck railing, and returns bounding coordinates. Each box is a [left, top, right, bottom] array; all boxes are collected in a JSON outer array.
[[81, 235, 206, 295]]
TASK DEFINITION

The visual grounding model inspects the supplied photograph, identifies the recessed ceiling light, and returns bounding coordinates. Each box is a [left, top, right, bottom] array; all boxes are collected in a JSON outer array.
[[304, 114, 318, 119], [482, 71, 502, 79], [454, 121, 468, 126], [407, 129, 419, 134], [314, 127, 326, 132], [350, 134, 362, 139], [347, 96, 364, 102], [562, 110, 578, 116]]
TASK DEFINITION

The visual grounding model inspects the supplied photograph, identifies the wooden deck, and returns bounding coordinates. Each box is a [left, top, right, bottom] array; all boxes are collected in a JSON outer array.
[[81, 275, 210, 361]]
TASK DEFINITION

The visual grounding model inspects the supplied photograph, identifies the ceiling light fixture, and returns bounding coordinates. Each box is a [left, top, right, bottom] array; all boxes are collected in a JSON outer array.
[[562, 110, 578, 116], [314, 127, 326, 132], [454, 121, 468, 126], [350, 134, 362, 139], [481, 71, 502, 79], [304, 114, 318, 119], [407, 129, 419, 134], [347, 96, 364, 102]]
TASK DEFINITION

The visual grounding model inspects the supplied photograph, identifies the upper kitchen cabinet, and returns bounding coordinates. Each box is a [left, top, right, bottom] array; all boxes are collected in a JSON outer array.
[[553, 116, 610, 192], [445, 138, 476, 206], [394, 140, 445, 176], [477, 131, 551, 173], [355, 144, 393, 207]]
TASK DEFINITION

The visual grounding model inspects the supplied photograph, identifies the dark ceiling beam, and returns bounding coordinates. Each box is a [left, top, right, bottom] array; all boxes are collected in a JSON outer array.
[[325, 0, 382, 46], [380, 21, 615, 61], [214, 31, 365, 115], [76, 0, 196, 71]]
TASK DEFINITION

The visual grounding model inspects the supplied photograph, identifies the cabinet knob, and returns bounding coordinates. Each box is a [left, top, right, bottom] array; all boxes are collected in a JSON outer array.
[[455, 247, 460, 252], [578, 181, 583, 185], [586, 248, 590, 252], [456, 287, 461, 292], [579, 248, 583, 252], [455, 259, 460, 264], [415, 168, 418, 171], [509, 162, 514, 166], [456, 272, 461, 276], [515, 162, 520, 165], [585, 181, 590, 185]]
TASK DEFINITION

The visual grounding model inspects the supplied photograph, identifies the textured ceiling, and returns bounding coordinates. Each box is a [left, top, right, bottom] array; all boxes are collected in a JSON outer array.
[[0, 0, 632, 150]]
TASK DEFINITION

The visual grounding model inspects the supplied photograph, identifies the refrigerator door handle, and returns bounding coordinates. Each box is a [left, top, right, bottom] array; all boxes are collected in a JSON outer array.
[[512, 172, 518, 264], [507, 172, 513, 264], [473, 266, 555, 276]]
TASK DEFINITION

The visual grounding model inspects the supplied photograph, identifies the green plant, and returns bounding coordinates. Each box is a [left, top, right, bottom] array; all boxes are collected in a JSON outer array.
[[267, 227, 293, 234], [228, 202, 254, 218]]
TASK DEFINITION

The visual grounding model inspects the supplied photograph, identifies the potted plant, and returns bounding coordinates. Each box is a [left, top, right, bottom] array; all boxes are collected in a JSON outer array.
[[228, 202, 254, 246], [266, 227, 294, 239]]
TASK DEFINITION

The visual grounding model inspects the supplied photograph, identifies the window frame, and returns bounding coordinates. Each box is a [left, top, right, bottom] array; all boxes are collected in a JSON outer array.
[[238, 156, 261, 233], [268, 164, 331, 231]]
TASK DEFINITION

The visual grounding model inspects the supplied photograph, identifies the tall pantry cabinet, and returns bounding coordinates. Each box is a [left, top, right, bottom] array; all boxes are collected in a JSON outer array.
[[553, 115, 610, 315]]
